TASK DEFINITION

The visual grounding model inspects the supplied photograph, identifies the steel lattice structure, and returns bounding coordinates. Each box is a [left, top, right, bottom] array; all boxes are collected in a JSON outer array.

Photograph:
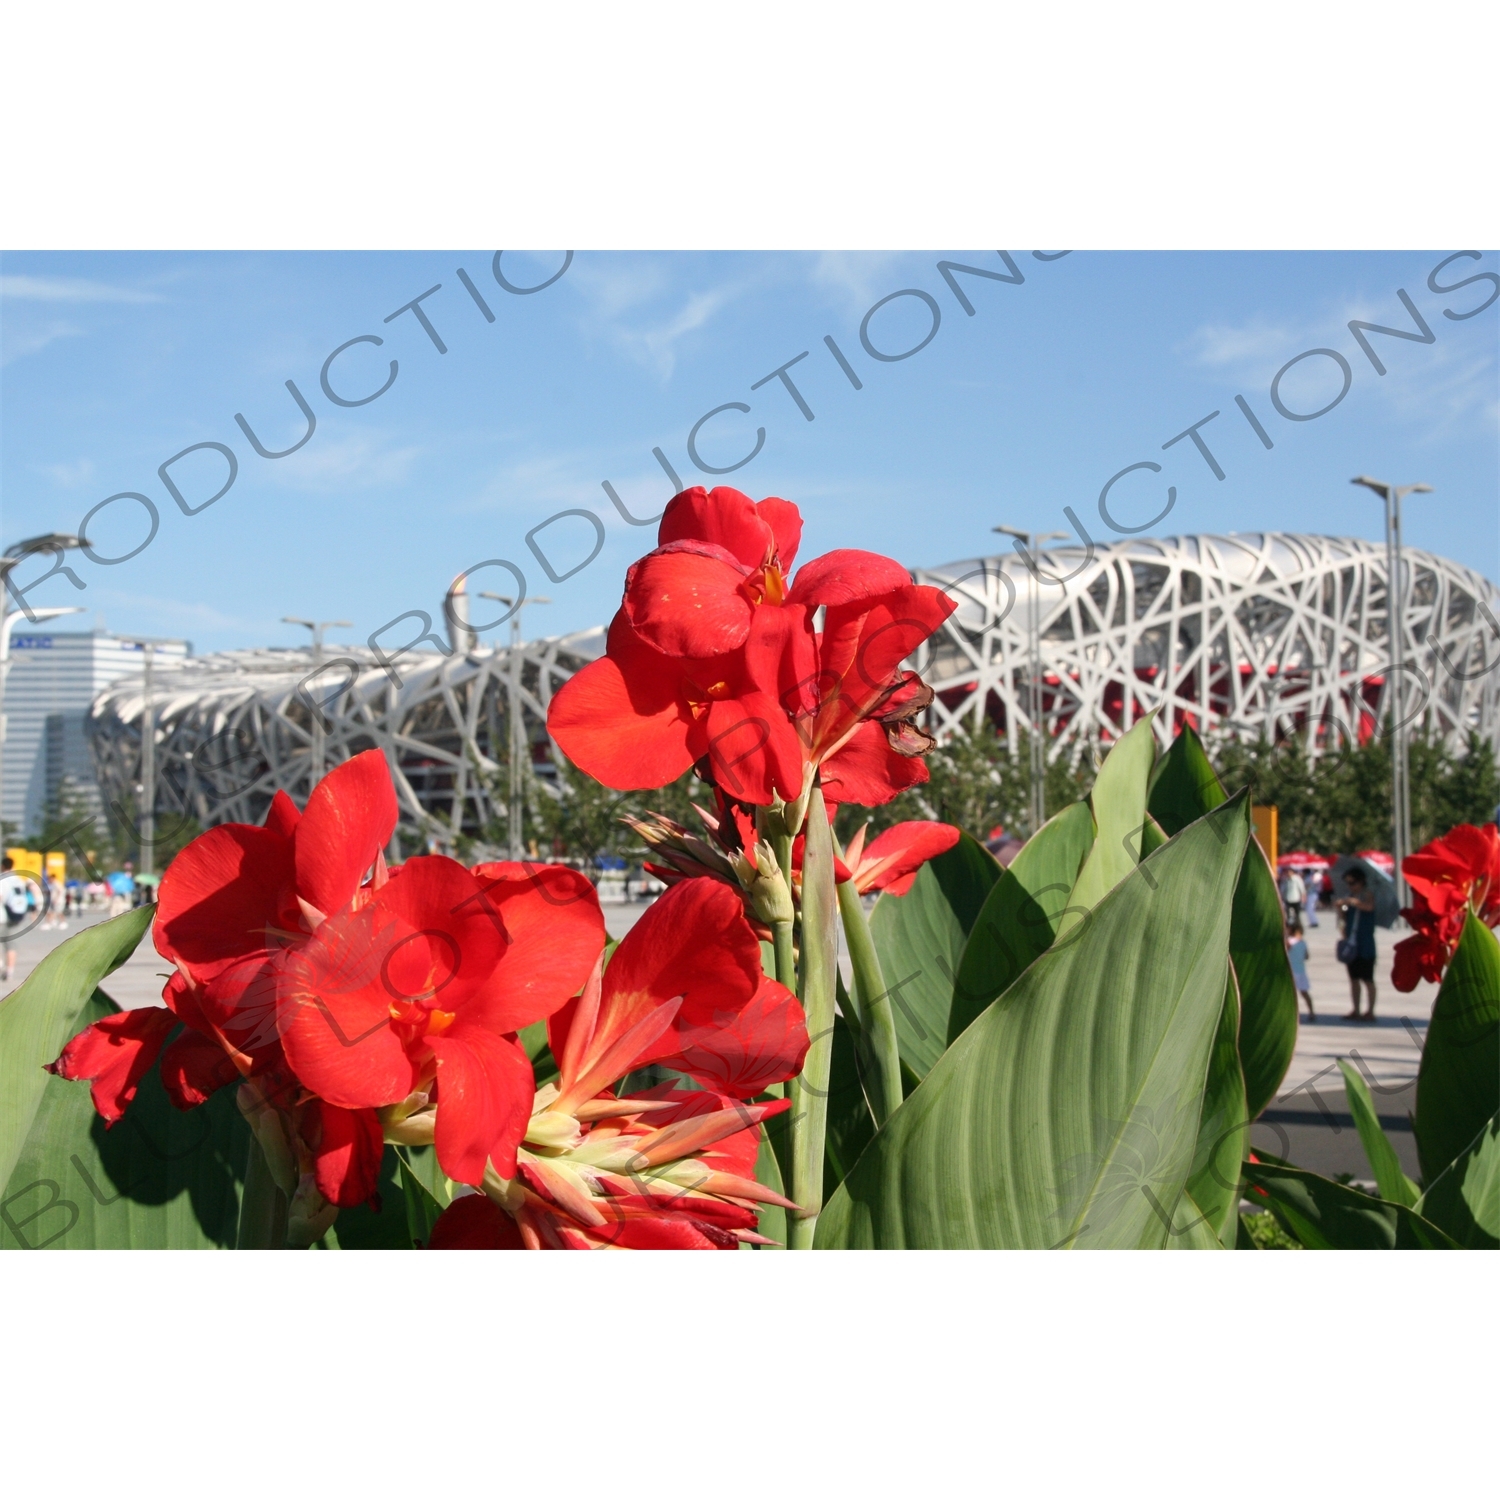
[[911, 532, 1499, 764], [88, 629, 605, 851], [87, 533, 1498, 844]]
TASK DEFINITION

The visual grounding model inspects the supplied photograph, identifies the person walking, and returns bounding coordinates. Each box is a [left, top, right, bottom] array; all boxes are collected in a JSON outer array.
[[1, 856, 43, 986], [1279, 865, 1306, 926], [1336, 866, 1378, 1022], [1286, 918, 1313, 1020]]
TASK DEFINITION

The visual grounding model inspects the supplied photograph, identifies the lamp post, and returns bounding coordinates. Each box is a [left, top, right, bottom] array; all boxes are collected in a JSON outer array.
[[480, 593, 551, 859], [113, 635, 184, 879], [0, 533, 90, 842], [1351, 476, 1433, 906], [995, 526, 1069, 836], [282, 617, 352, 784]]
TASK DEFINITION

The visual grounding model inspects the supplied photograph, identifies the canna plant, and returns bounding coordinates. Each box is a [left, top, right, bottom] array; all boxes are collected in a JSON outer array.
[[1, 488, 1490, 1250]]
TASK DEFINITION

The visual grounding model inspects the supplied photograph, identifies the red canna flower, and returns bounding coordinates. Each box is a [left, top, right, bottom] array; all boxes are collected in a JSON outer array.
[[549, 487, 954, 808], [1391, 823, 1500, 991], [48, 751, 397, 1119], [835, 820, 961, 897], [426, 877, 807, 1249], [276, 856, 603, 1187]]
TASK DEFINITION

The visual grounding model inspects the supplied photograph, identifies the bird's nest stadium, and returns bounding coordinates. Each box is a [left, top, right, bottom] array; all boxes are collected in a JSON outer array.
[[88, 532, 1499, 850]]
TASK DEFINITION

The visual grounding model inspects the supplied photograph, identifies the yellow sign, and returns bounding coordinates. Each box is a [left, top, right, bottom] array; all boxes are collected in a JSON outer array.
[[45, 852, 68, 884], [1250, 804, 1279, 869], [5, 847, 42, 881]]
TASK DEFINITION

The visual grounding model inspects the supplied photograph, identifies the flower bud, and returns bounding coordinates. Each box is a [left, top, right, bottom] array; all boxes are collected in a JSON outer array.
[[732, 842, 795, 926], [524, 1109, 584, 1154]]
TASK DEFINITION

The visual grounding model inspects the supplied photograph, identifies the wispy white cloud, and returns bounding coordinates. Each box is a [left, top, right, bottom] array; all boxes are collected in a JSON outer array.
[[34, 457, 95, 488], [0, 319, 83, 365], [265, 432, 421, 492], [810, 252, 916, 317], [0, 274, 163, 303], [568, 255, 752, 380], [1179, 315, 1299, 373]]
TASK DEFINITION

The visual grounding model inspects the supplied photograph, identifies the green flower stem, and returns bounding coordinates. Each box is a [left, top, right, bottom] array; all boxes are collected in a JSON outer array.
[[770, 830, 796, 990], [236, 1133, 289, 1250], [837, 877, 902, 1126], [789, 784, 837, 1249]]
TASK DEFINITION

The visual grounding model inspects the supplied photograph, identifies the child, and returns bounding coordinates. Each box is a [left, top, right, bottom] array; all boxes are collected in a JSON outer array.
[[1287, 919, 1313, 1019]]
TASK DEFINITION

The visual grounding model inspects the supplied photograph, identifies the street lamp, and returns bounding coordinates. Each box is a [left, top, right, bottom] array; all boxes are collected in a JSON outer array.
[[479, 593, 551, 860], [283, 616, 353, 783], [0, 533, 90, 842], [995, 526, 1069, 836], [112, 635, 184, 879], [1351, 475, 1433, 906]]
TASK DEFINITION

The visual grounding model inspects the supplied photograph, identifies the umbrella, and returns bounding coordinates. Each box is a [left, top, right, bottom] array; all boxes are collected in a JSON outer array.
[[1356, 849, 1396, 875], [1278, 851, 1330, 870], [1330, 854, 1400, 928]]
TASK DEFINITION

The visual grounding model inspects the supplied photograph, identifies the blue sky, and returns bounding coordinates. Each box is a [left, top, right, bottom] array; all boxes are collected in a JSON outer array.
[[2, 250, 1496, 656]]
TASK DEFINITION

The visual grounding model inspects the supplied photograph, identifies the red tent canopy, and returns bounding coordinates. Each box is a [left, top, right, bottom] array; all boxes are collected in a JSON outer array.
[[1357, 849, 1395, 874]]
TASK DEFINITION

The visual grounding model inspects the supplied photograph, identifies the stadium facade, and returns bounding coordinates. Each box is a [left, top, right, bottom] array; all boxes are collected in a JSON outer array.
[[86, 533, 1499, 850]]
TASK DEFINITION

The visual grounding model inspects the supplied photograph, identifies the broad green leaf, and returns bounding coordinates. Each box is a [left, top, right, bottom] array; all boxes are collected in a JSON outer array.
[[519, 1020, 559, 1087], [947, 801, 1094, 1045], [0, 906, 154, 1192], [1148, 725, 1297, 1118], [1, 991, 248, 1249], [1415, 1112, 1500, 1249], [399, 1152, 445, 1247], [1337, 1059, 1419, 1207], [1185, 968, 1248, 1247], [823, 1006, 876, 1198], [1055, 714, 1158, 939], [816, 796, 1248, 1249], [869, 831, 998, 1080], [753, 1124, 787, 1249], [1415, 914, 1500, 1185], [1242, 1155, 1456, 1249]]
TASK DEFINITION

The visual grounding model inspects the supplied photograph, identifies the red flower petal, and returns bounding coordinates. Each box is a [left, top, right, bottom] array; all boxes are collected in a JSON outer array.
[[624, 541, 756, 657], [820, 721, 931, 807], [428, 1025, 534, 1185], [276, 902, 420, 1111], [264, 788, 301, 839], [787, 548, 914, 608], [658, 485, 776, 569], [703, 692, 805, 807], [159, 1026, 242, 1109], [294, 748, 399, 917], [657, 976, 810, 1097], [756, 496, 802, 571], [154, 824, 295, 984], [547, 650, 695, 791], [464, 862, 605, 1032], [46, 1007, 177, 1125], [307, 1099, 385, 1208], [858, 821, 961, 895], [426, 1193, 525, 1249], [551, 879, 762, 1087]]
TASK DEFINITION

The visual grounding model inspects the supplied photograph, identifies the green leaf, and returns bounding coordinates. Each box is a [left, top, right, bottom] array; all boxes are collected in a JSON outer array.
[[1415, 914, 1500, 1185], [519, 1020, 559, 1087], [1415, 1111, 1500, 1249], [1337, 1059, 1419, 1207], [0, 906, 154, 1192], [823, 1005, 876, 1199], [1242, 1156, 1457, 1249], [753, 1123, 787, 1249], [399, 1152, 445, 1247], [1, 990, 249, 1249], [1054, 715, 1159, 944], [947, 800, 1094, 1045], [1185, 969, 1248, 1247], [816, 795, 1249, 1249], [869, 831, 999, 1080], [1148, 725, 1297, 1118]]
